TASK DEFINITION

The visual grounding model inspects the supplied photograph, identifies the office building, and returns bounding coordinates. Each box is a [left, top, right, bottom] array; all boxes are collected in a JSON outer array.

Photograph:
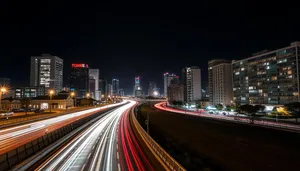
[[119, 89, 125, 96], [182, 66, 201, 103], [30, 54, 63, 93], [70, 63, 89, 98], [15, 86, 46, 99], [148, 81, 157, 96], [133, 76, 142, 97], [233, 41, 300, 105], [107, 84, 113, 96], [167, 80, 184, 103], [163, 73, 179, 97], [99, 79, 107, 98], [208, 60, 233, 105], [89, 69, 100, 100], [112, 79, 119, 96]]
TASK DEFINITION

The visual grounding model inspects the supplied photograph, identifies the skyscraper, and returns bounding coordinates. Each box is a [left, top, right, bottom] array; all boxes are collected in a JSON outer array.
[[208, 60, 233, 105], [99, 79, 107, 98], [89, 69, 100, 100], [167, 79, 184, 103], [148, 81, 157, 96], [30, 54, 63, 93], [112, 79, 119, 96], [233, 41, 300, 105], [107, 84, 113, 96], [163, 73, 179, 97], [182, 66, 201, 103], [70, 63, 89, 98], [133, 76, 143, 97]]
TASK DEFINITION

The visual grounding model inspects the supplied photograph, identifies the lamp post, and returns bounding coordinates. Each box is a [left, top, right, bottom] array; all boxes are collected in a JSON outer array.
[[86, 93, 90, 99], [49, 90, 54, 112], [0, 87, 7, 110], [70, 92, 75, 107]]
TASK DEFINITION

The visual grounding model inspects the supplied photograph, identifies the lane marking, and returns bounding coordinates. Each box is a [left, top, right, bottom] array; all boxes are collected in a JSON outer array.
[[118, 163, 121, 171], [117, 152, 119, 160], [87, 153, 91, 160]]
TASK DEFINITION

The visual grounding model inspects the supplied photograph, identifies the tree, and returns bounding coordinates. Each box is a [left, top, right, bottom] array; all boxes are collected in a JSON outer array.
[[284, 102, 300, 122], [238, 104, 263, 124], [225, 105, 232, 111], [215, 104, 224, 110]]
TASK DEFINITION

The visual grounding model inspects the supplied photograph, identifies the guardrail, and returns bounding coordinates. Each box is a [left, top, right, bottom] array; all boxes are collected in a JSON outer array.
[[130, 107, 186, 171]]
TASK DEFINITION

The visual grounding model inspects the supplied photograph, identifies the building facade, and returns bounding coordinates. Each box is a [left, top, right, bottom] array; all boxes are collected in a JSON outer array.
[[148, 81, 157, 96], [112, 79, 119, 96], [182, 66, 201, 103], [133, 76, 142, 97], [107, 84, 113, 96], [70, 63, 89, 98], [167, 80, 184, 103], [30, 54, 63, 93], [99, 79, 107, 98], [89, 69, 100, 100], [233, 42, 300, 105], [15, 86, 46, 99], [163, 73, 179, 97], [208, 60, 233, 105]]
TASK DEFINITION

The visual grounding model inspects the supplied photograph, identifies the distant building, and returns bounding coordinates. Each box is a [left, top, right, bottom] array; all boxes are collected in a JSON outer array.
[[30, 54, 63, 93], [167, 80, 184, 103], [182, 66, 201, 103], [30, 94, 74, 110], [135, 90, 143, 97], [15, 86, 46, 99], [148, 81, 157, 96], [163, 73, 179, 97], [89, 77, 96, 99], [208, 59, 233, 105], [112, 79, 119, 96], [99, 79, 107, 98], [89, 69, 100, 100], [133, 76, 142, 97], [119, 89, 125, 96], [233, 41, 300, 105], [107, 84, 113, 96], [70, 63, 89, 98]]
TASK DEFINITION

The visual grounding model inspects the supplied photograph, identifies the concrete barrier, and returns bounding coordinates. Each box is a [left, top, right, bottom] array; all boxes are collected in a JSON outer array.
[[130, 106, 186, 171]]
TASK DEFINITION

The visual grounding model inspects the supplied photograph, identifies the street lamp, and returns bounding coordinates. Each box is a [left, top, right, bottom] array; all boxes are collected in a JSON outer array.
[[70, 92, 75, 107], [86, 93, 90, 99], [49, 90, 54, 112], [0, 87, 7, 110]]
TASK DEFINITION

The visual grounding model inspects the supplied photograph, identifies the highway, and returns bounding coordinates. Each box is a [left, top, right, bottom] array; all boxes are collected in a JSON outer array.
[[155, 102, 300, 132], [0, 102, 126, 155], [36, 101, 136, 171], [118, 106, 155, 171]]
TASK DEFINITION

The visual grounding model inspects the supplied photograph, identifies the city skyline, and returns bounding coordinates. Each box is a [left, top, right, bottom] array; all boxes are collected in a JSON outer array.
[[1, 2, 300, 94]]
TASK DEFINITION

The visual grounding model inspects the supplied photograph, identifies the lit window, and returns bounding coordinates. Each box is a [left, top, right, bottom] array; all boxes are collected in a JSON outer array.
[[267, 66, 270, 69], [258, 89, 263, 93], [235, 72, 240, 75], [241, 68, 245, 71], [249, 86, 253, 90], [271, 76, 277, 80], [209, 67, 212, 70], [288, 70, 292, 75], [245, 77, 248, 80]]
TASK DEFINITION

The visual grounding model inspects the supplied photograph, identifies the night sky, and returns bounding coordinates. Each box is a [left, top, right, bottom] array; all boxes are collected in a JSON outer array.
[[0, 1, 300, 94]]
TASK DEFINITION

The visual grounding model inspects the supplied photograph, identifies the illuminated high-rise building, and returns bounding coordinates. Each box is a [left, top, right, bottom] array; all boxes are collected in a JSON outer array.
[[30, 54, 63, 93], [182, 66, 201, 103], [112, 79, 120, 96], [133, 76, 142, 97], [163, 73, 179, 97], [70, 63, 89, 98]]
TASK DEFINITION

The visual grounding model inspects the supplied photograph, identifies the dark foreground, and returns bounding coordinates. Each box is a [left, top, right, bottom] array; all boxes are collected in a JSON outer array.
[[137, 103, 300, 171]]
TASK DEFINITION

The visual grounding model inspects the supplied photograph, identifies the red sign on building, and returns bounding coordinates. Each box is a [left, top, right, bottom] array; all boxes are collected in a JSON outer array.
[[72, 64, 88, 68]]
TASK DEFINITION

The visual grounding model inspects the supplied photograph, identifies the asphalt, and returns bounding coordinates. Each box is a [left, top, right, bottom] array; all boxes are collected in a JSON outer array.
[[137, 103, 300, 171]]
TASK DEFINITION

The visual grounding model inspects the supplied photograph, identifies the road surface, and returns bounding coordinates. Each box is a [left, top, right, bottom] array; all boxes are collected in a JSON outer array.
[[155, 102, 300, 132], [0, 102, 125, 155], [36, 101, 136, 171]]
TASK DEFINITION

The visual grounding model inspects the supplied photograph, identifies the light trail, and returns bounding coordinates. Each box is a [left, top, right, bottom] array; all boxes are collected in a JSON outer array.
[[37, 101, 136, 171], [0, 102, 126, 155], [154, 102, 300, 132]]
